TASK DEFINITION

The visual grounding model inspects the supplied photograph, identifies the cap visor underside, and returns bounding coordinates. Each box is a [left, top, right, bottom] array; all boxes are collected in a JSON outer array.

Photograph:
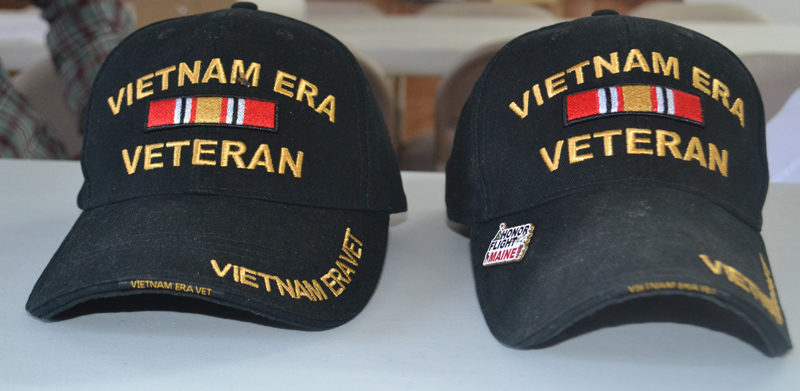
[[470, 184, 791, 356], [27, 194, 389, 330]]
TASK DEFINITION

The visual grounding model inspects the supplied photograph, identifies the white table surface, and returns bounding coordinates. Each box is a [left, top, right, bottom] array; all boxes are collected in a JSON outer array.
[[3, 9, 800, 75], [1, 159, 799, 390]]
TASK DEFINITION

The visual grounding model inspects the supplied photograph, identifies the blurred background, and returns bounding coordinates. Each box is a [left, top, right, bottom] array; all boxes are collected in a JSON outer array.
[[1, 0, 798, 181]]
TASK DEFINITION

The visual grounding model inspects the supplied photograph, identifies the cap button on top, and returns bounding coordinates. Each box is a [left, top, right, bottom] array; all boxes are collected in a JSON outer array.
[[231, 2, 258, 10], [592, 9, 619, 16]]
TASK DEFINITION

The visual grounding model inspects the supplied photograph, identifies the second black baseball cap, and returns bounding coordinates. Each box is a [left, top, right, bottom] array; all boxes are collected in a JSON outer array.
[[26, 4, 406, 329], [446, 11, 791, 356]]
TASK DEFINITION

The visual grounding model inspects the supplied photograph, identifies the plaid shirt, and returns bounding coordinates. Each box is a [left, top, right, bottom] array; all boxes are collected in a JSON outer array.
[[0, 0, 134, 158]]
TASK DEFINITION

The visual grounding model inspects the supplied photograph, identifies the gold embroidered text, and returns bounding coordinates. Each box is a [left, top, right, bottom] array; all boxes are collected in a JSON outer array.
[[698, 253, 784, 325], [121, 139, 304, 177], [209, 228, 363, 302], [538, 127, 728, 177]]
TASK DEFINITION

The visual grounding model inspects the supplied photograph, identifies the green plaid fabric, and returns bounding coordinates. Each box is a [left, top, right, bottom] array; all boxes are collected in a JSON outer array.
[[0, 0, 134, 158], [0, 63, 66, 158], [43, 0, 135, 118]]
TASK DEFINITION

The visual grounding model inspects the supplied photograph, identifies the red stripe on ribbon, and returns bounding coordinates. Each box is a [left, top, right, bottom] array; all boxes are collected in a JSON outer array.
[[147, 99, 177, 128], [146, 96, 278, 131], [220, 97, 229, 124], [565, 85, 703, 125], [242, 99, 276, 129], [615, 86, 624, 112], [672, 89, 703, 123], [566, 90, 599, 122], [650, 86, 659, 112], [189, 99, 198, 124]]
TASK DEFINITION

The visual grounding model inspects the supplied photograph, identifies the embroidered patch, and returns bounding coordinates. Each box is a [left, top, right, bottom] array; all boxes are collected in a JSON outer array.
[[565, 85, 703, 125], [483, 223, 534, 267], [146, 96, 277, 131]]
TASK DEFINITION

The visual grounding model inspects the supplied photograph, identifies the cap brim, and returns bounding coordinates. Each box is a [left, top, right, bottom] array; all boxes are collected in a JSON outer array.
[[470, 184, 791, 356], [27, 194, 389, 330]]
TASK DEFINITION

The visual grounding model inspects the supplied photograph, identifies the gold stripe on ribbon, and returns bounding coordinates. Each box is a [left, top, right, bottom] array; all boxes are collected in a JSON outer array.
[[620, 85, 652, 112], [195, 97, 223, 123]]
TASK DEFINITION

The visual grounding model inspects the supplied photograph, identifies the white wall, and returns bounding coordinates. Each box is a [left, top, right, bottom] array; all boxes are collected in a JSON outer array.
[[686, 0, 800, 24]]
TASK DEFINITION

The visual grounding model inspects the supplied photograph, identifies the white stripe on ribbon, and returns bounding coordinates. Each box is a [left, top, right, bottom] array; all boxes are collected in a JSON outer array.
[[173, 97, 183, 124], [182, 97, 193, 124], [236, 98, 245, 125], [666, 88, 675, 115], [226, 97, 234, 124], [598, 88, 607, 114], [609, 87, 619, 113], [655, 86, 665, 113]]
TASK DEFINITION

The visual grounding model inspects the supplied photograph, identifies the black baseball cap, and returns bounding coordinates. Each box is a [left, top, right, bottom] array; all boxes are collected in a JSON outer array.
[[446, 10, 791, 356], [26, 3, 406, 330]]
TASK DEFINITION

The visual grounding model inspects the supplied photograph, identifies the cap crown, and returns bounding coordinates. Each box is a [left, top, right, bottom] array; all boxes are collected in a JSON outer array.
[[447, 14, 767, 229], [79, 8, 406, 213]]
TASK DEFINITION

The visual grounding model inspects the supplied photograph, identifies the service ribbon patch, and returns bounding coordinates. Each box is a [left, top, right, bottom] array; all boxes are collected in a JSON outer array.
[[146, 96, 277, 131], [483, 223, 534, 267], [565, 85, 703, 125]]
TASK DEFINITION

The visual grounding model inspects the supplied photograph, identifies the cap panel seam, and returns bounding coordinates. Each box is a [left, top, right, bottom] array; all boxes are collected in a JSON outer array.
[[482, 177, 761, 231], [471, 21, 576, 220], [627, 16, 768, 224], [272, 18, 371, 209], [473, 42, 516, 220], [86, 189, 392, 211], [80, 15, 204, 206], [623, 16, 767, 226], [359, 66, 370, 209], [94, 191, 388, 210]]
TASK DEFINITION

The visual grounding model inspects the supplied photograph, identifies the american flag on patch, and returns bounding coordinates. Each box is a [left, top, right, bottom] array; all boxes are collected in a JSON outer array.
[[146, 96, 276, 131], [565, 85, 703, 125]]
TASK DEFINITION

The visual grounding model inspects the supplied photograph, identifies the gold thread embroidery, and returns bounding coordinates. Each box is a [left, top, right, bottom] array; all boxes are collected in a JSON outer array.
[[208, 228, 364, 302], [539, 127, 727, 177], [500, 49, 744, 127], [121, 146, 143, 175], [682, 136, 708, 168], [627, 281, 717, 296], [593, 129, 622, 156], [620, 85, 652, 112], [194, 97, 223, 123], [220, 140, 246, 168], [278, 147, 303, 177], [273, 69, 336, 123], [136, 73, 154, 100], [566, 61, 591, 85], [154, 65, 176, 90], [545, 71, 568, 98], [230, 59, 260, 87], [246, 144, 275, 172], [201, 58, 228, 84], [698, 253, 784, 325], [107, 59, 262, 116], [165, 140, 190, 167], [509, 90, 530, 119], [594, 52, 620, 79], [120, 139, 304, 177], [651, 52, 679, 80], [178, 60, 202, 87], [623, 48, 651, 73], [143, 143, 165, 170], [539, 140, 564, 172], [192, 139, 218, 166], [568, 134, 593, 163], [655, 129, 681, 158], [128, 280, 213, 297], [626, 128, 654, 155]]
